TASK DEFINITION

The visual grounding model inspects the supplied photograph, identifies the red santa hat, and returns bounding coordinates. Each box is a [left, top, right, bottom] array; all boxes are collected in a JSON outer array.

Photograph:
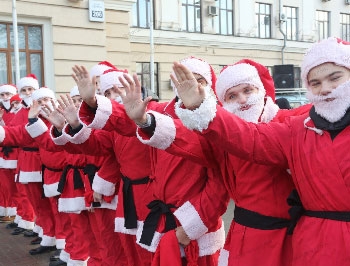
[[0, 84, 17, 95], [17, 74, 39, 91], [31, 87, 56, 101], [69, 85, 80, 97], [301, 37, 350, 88], [10, 94, 22, 105], [89, 61, 116, 79], [99, 68, 130, 95], [179, 56, 217, 91], [216, 61, 266, 103]]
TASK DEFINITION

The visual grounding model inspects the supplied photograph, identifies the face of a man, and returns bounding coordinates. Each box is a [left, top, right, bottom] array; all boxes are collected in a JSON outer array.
[[193, 73, 208, 87], [104, 86, 124, 101], [72, 95, 83, 110], [20, 86, 35, 96], [37, 97, 52, 107], [224, 84, 259, 109], [308, 63, 350, 98], [0, 92, 14, 101]]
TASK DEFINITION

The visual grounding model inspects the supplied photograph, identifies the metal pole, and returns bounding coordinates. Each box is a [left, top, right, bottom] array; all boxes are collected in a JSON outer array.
[[12, 0, 20, 84], [279, 0, 286, 65], [149, 0, 155, 93]]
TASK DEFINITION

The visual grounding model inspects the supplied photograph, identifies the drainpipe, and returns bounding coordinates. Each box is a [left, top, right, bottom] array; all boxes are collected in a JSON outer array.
[[279, 0, 286, 65]]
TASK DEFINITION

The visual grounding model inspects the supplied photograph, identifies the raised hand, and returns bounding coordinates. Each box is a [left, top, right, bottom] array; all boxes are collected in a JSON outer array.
[[72, 65, 97, 108], [116, 73, 152, 125], [41, 100, 66, 131], [56, 94, 80, 129], [28, 100, 41, 119], [170, 62, 205, 110]]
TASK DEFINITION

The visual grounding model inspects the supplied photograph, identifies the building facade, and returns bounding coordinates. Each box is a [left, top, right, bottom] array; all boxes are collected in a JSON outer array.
[[0, 0, 349, 100]]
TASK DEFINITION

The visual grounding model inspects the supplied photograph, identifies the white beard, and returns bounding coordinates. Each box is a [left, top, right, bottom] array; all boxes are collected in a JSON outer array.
[[2, 100, 10, 110], [20, 95, 33, 107], [222, 88, 265, 124], [306, 80, 350, 123], [10, 104, 22, 114]]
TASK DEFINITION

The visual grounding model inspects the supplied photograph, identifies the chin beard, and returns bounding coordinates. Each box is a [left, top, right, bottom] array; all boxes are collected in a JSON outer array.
[[222, 89, 265, 123], [2, 100, 10, 110], [306, 80, 350, 123], [20, 95, 33, 107]]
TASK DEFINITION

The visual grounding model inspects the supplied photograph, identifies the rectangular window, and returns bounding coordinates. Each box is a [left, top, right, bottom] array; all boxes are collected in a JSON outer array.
[[284, 6, 298, 41], [136, 62, 159, 97], [293, 66, 301, 88], [316, 10, 330, 41], [132, 0, 152, 28], [341, 13, 350, 42], [182, 0, 201, 32], [255, 3, 271, 38], [214, 0, 234, 35], [0, 23, 43, 85]]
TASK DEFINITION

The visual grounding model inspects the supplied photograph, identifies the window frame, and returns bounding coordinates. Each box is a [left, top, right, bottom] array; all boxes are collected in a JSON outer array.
[[182, 0, 202, 33], [255, 2, 272, 39], [136, 62, 160, 97], [214, 0, 234, 35], [316, 10, 330, 41], [283, 6, 298, 41], [341, 13, 350, 42]]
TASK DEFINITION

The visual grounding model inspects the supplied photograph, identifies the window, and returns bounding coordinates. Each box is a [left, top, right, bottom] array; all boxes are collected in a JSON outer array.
[[182, 0, 201, 32], [0, 23, 43, 85], [284, 6, 298, 41], [341, 13, 350, 42], [213, 0, 234, 35], [316, 10, 330, 41], [255, 3, 271, 38], [136, 62, 159, 96], [132, 0, 152, 28], [293, 66, 301, 88]]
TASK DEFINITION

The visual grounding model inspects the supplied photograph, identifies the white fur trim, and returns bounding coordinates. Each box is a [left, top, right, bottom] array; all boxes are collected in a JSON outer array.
[[114, 217, 139, 235], [197, 224, 226, 256], [5, 207, 16, 216], [18, 219, 34, 230], [67, 258, 89, 266], [216, 63, 264, 103], [99, 195, 118, 210], [181, 57, 212, 86], [33, 225, 43, 235], [56, 239, 66, 250], [0, 84, 17, 94], [65, 124, 92, 144], [175, 94, 217, 132], [25, 118, 48, 138], [136, 111, 176, 150], [0, 126, 5, 143], [41, 235, 56, 246], [174, 201, 208, 240], [32, 87, 55, 101], [0, 207, 5, 216], [303, 117, 324, 135], [218, 249, 229, 266], [50, 126, 69, 145], [18, 171, 42, 183], [43, 182, 60, 197], [58, 197, 87, 213], [0, 158, 17, 169], [60, 249, 70, 262], [90, 64, 113, 79], [100, 70, 131, 95], [260, 97, 279, 123], [14, 215, 21, 224], [81, 95, 112, 129], [302, 37, 350, 88], [17, 76, 39, 90], [92, 174, 115, 196]]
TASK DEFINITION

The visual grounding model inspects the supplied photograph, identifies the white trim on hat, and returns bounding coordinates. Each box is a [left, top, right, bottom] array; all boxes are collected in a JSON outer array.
[[31, 87, 55, 101], [89, 64, 113, 79], [17, 77, 39, 90], [181, 57, 212, 86], [100, 71, 130, 95], [0, 85, 17, 95]]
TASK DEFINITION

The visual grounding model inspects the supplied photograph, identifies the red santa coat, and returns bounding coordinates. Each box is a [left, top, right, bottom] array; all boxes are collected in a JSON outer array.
[[182, 103, 350, 266], [78, 96, 229, 259], [61, 127, 153, 235], [0, 110, 18, 169]]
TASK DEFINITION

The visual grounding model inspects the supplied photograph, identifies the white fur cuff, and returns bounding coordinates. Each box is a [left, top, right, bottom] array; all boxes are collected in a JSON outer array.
[[25, 118, 48, 138], [174, 201, 208, 240], [65, 125, 92, 144], [92, 174, 116, 196], [82, 95, 112, 129], [50, 126, 69, 145], [175, 95, 217, 132], [136, 111, 175, 150]]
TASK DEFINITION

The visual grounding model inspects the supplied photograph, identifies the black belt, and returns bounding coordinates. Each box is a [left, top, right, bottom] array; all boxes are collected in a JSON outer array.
[[234, 206, 290, 230], [42, 164, 63, 198], [22, 147, 39, 152], [57, 164, 98, 193], [139, 200, 177, 246], [1, 146, 17, 158], [121, 175, 150, 229], [287, 189, 350, 234]]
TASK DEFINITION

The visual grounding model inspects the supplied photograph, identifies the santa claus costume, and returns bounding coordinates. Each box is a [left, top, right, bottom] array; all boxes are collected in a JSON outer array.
[[77, 57, 229, 265]]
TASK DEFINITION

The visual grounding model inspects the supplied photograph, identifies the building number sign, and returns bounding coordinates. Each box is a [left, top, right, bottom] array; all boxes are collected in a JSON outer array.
[[89, 0, 105, 22]]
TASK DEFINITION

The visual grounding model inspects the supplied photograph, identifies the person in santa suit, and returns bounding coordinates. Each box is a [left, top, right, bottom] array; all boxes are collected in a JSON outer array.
[[0, 85, 18, 222], [72, 56, 229, 265], [9, 74, 39, 236], [52, 69, 155, 266], [120, 59, 311, 266], [163, 37, 350, 266], [89, 61, 115, 95]]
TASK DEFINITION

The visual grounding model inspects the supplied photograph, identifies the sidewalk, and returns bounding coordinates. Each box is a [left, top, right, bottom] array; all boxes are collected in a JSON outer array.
[[0, 222, 52, 266]]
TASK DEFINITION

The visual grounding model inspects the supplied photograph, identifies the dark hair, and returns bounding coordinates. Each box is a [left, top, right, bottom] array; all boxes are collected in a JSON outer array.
[[276, 97, 291, 110]]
